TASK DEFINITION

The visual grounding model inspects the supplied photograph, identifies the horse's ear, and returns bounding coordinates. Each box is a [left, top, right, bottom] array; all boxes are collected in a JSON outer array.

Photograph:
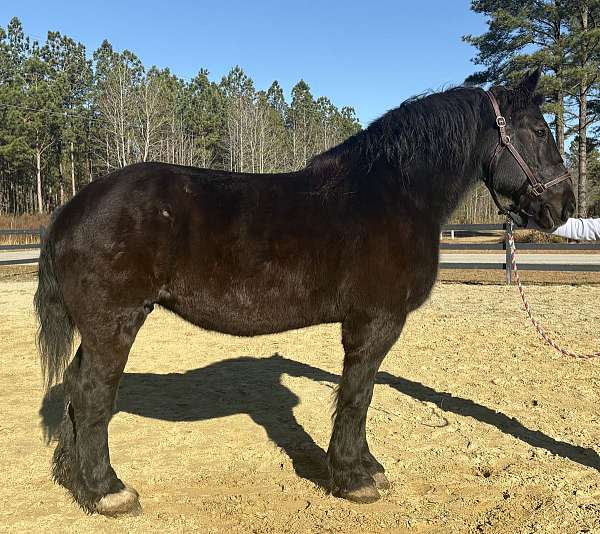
[[512, 68, 542, 110]]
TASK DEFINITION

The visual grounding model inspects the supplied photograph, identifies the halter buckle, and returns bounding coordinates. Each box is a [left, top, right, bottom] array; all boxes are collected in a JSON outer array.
[[531, 182, 546, 196], [496, 116, 507, 128]]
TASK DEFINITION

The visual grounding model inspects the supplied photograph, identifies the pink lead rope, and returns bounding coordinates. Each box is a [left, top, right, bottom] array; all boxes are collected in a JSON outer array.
[[507, 224, 600, 359]]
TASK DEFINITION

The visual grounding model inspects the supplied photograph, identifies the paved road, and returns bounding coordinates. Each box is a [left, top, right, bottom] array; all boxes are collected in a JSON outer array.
[[0, 249, 40, 265], [2, 249, 600, 266], [440, 252, 600, 265]]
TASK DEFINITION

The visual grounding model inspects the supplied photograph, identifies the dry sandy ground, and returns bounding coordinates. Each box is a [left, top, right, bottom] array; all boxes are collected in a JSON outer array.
[[2, 279, 600, 533]]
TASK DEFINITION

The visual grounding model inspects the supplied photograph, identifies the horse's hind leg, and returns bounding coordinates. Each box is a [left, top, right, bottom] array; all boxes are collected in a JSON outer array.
[[53, 306, 148, 515], [327, 312, 404, 503]]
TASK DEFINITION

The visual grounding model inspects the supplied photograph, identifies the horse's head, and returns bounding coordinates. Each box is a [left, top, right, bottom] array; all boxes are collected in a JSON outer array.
[[482, 69, 576, 231]]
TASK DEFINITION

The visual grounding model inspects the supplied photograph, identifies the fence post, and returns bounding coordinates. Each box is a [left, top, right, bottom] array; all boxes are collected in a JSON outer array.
[[504, 221, 512, 285]]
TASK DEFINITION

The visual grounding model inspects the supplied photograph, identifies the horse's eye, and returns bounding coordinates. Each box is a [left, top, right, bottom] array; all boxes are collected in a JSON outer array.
[[535, 128, 546, 138]]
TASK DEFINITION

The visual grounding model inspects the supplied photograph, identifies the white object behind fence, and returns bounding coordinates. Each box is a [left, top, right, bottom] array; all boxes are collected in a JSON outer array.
[[553, 218, 600, 241]]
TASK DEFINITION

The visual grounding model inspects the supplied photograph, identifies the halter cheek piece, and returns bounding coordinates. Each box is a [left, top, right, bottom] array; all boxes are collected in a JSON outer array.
[[483, 90, 572, 226]]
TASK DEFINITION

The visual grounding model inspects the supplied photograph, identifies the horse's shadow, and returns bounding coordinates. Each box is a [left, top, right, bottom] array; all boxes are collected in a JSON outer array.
[[41, 354, 338, 487], [39, 353, 600, 489]]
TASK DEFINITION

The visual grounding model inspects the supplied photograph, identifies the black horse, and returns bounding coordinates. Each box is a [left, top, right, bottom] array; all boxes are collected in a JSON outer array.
[[34, 69, 575, 515]]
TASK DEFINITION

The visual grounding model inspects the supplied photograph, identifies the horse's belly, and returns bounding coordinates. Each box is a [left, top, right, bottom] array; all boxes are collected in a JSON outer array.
[[160, 278, 338, 336]]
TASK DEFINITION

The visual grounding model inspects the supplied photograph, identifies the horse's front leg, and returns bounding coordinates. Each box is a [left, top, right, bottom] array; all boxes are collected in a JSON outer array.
[[327, 312, 404, 503]]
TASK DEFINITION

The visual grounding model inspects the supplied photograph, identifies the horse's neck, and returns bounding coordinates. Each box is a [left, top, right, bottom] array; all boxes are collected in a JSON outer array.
[[379, 158, 482, 225], [395, 123, 484, 223], [311, 96, 486, 224]]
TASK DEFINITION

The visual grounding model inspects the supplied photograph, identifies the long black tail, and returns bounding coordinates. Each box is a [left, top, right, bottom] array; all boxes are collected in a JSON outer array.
[[34, 223, 75, 390]]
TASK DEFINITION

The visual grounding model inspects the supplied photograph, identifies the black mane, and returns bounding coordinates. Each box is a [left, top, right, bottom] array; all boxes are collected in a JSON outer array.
[[309, 86, 484, 182]]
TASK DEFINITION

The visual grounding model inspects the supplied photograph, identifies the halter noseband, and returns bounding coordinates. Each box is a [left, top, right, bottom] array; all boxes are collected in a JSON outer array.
[[483, 90, 572, 226]]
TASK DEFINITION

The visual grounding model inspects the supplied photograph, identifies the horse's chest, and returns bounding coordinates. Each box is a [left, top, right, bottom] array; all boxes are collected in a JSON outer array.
[[356, 232, 439, 312]]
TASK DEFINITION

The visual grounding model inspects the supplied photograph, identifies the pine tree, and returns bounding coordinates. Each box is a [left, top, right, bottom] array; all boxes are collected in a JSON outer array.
[[289, 80, 316, 169], [186, 69, 225, 168], [464, 0, 571, 156], [0, 18, 363, 213], [563, 0, 600, 215], [42, 31, 93, 198]]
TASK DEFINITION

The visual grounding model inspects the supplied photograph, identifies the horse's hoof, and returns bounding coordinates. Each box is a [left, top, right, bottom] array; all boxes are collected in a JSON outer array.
[[340, 484, 381, 504], [96, 486, 142, 516], [372, 472, 390, 490]]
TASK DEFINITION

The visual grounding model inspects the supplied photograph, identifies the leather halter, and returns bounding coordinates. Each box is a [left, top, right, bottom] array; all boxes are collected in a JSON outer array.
[[483, 90, 571, 226]]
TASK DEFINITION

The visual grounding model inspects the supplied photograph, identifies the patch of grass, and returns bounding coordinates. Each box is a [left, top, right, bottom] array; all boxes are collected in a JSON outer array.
[[512, 229, 567, 244], [0, 213, 49, 245]]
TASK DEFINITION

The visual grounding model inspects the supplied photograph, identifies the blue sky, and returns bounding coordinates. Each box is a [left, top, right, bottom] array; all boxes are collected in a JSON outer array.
[[1, 1, 488, 125]]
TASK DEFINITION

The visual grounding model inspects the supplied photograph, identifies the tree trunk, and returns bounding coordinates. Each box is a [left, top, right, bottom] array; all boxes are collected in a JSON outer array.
[[59, 159, 65, 206], [577, 5, 589, 217], [36, 147, 43, 214], [578, 88, 587, 216], [70, 141, 76, 196], [555, 90, 565, 160], [105, 133, 110, 173]]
